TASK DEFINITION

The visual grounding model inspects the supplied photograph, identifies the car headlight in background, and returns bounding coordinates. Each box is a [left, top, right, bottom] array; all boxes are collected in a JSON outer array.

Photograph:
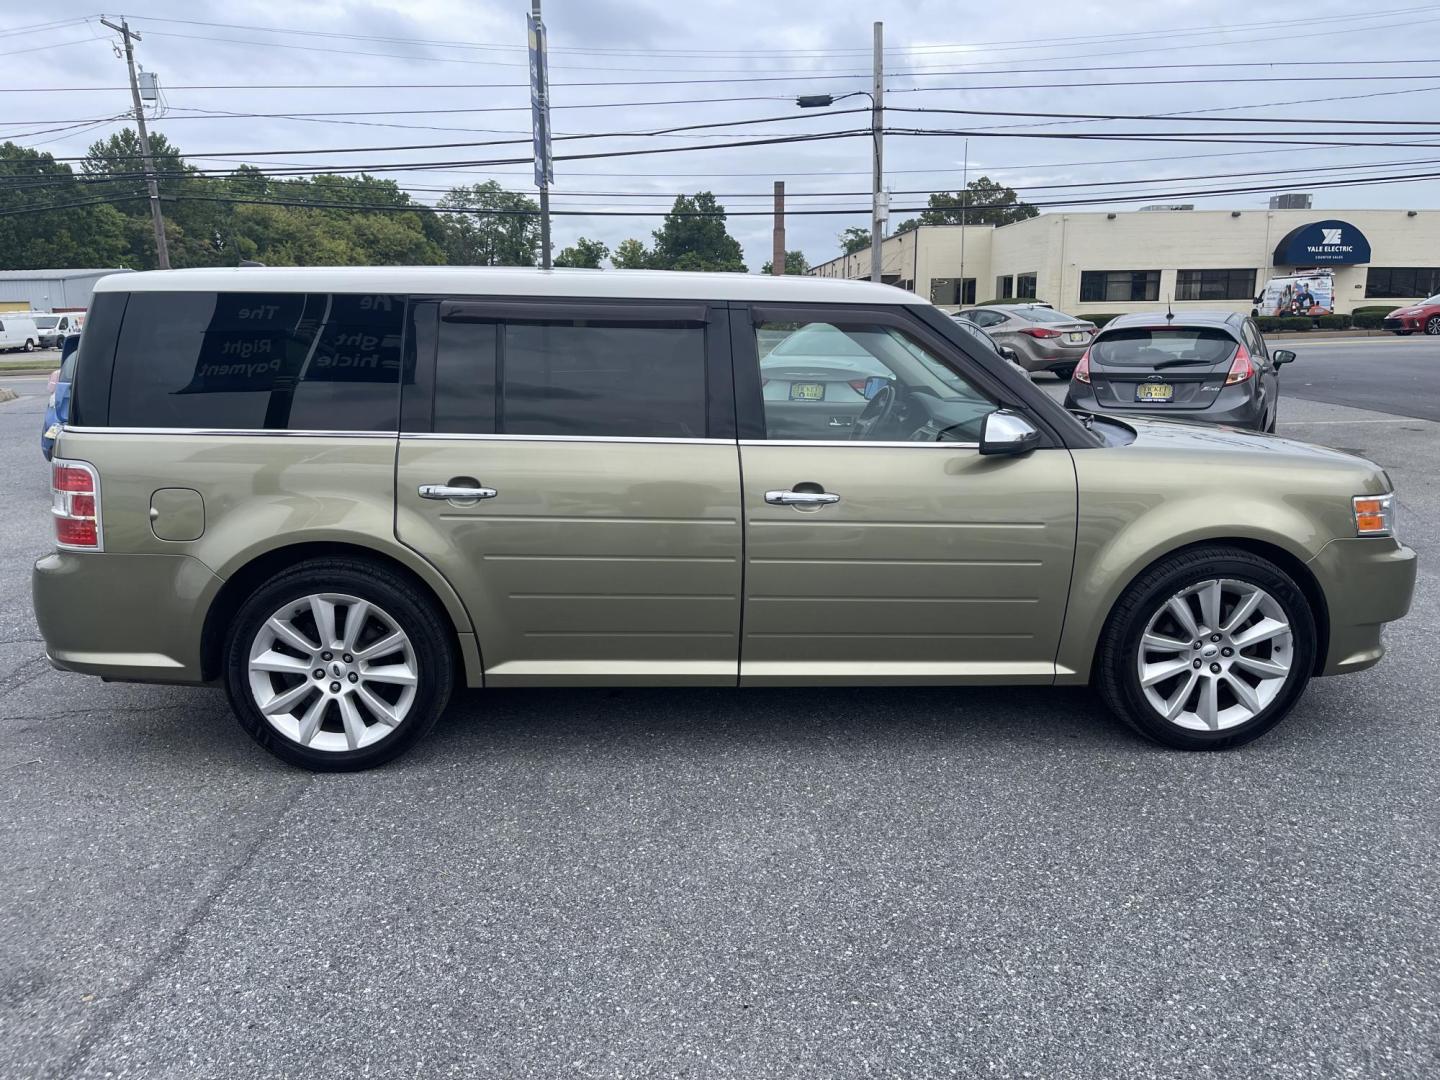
[[1353, 493, 1396, 537]]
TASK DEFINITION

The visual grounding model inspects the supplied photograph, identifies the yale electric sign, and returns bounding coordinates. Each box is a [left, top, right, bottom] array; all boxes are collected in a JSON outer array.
[[1272, 219, 1372, 265]]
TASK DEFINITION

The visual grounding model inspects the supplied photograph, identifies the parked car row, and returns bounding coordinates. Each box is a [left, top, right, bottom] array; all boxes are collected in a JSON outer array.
[[0, 311, 84, 352], [954, 304, 1294, 433]]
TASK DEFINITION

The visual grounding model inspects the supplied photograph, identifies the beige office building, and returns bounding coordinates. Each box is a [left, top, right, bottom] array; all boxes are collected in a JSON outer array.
[[810, 208, 1440, 316]]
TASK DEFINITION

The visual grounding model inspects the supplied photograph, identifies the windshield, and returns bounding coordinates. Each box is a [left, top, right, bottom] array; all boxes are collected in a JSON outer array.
[[33, 316, 58, 329], [1424, 294, 1440, 305], [1090, 327, 1239, 366], [1014, 307, 1085, 325]]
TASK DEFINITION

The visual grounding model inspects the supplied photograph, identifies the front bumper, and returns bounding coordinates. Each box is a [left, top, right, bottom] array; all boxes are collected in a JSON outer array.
[[1382, 317, 1419, 332], [33, 551, 225, 684], [1307, 537, 1417, 675]]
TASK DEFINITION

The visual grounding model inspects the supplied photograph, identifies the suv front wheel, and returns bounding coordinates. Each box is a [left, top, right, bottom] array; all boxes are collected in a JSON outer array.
[[1096, 546, 1317, 749], [224, 557, 455, 771]]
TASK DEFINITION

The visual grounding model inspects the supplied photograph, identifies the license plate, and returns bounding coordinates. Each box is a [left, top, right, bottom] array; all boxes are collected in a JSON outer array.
[[1065, 332, 1087, 344], [1135, 382, 1174, 402], [789, 382, 824, 401]]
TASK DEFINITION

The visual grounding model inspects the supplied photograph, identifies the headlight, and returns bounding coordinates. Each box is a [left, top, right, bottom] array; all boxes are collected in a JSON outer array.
[[1353, 493, 1396, 537]]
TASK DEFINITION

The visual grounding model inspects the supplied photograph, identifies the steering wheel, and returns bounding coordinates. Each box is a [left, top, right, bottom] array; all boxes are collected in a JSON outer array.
[[850, 381, 901, 441]]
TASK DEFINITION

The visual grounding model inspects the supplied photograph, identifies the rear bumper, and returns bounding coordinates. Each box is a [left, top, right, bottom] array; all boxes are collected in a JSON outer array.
[[33, 551, 224, 684], [1013, 341, 1089, 373], [1307, 537, 1417, 675], [1064, 384, 1267, 430]]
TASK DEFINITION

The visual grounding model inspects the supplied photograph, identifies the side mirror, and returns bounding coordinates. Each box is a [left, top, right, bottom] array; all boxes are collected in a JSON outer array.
[[1272, 349, 1296, 366], [979, 410, 1041, 456], [998, 345, 1021, 364]]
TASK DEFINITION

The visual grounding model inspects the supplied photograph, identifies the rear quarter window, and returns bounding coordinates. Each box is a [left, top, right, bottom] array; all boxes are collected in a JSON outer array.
[[106, 291, 405, 430]]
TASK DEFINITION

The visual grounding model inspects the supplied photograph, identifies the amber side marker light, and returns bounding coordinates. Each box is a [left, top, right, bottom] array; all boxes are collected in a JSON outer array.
[[1353, 494, 1395, 537]]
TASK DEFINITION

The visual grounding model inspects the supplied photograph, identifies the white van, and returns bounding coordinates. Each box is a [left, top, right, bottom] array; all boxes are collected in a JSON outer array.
[[1254, 271, 1335, 317], [30, 313, 81, 349], [0, 316, 40, 353]]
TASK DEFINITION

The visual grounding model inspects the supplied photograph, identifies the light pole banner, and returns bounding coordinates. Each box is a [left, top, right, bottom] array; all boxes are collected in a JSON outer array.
[[527, 13, 553, 187]]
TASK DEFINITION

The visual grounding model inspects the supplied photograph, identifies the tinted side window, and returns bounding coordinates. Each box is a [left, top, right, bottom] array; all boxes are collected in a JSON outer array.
[[500, 320, 706, 438], [107, 291, 403, 430], [434, 317, 498, 434]]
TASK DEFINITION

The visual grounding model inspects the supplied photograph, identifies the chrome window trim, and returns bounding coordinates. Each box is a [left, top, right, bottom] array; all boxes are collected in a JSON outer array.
[[63, 426, 400, 438], [401, 432, 733, 445], [741, 439, 981, 449]]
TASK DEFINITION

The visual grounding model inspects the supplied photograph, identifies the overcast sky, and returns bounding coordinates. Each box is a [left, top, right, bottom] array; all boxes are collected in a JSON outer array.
[[6, 1, 1440, 269]]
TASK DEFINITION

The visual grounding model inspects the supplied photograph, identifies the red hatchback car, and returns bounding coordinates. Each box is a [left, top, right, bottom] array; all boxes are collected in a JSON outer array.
[[1383, 293, 1440, 335]]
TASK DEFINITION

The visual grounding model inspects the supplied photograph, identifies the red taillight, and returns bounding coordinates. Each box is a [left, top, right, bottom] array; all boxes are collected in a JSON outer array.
[[1073, 349, 1092, 383], [1018, 327, 1062, 339], [51, 458, 101, 551], [53, 465, 94, 492], [848, 379, 869, 394], [1225, 344, 1255, 385]]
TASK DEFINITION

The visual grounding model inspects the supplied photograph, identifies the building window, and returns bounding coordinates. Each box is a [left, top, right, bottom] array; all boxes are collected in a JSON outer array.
[[1079, 270, 1161, 304], [1175, 269, 1256, 301], [1016, 273, 1038, 299], [928, 278, 976, 306], [995, 275, 1014, 300], [1366, 267, 1440, 298]]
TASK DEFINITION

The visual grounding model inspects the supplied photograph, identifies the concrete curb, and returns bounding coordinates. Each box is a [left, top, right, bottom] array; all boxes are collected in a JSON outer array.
[[0, 388, 18, 404]]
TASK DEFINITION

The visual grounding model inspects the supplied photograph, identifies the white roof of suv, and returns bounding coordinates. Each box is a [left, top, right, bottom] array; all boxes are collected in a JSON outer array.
[[94, 266, 915, 305]]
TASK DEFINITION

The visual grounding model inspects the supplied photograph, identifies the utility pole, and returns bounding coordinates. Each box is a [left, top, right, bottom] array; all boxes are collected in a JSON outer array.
[[772, 180, 785, 275], [528, 0, 554, 269], [870, 20, 884, 284], [958, 139, 969, 304], [101, 17, 169, 270]]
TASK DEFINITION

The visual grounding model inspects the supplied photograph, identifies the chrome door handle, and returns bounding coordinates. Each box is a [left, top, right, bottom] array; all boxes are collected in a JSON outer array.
[[419, 484, 498, 501], [765, 490, 840, 506]]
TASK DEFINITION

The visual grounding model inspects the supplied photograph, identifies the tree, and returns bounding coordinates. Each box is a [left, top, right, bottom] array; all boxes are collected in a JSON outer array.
[[649, 192, 745, 272], [0, 142, 131, 269], [555, 236, 609, 268], [761, 249, 810, 275], [838, 226, 871, 254], [611, 238, 651, 269], [893, 176, 1038, 234], [435, 181, 540, 266]]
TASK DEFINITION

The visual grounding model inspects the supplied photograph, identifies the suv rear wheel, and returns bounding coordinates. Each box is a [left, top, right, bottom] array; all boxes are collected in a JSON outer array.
[[1096, 546, 1316, 749], [224, 557, 454, 771]]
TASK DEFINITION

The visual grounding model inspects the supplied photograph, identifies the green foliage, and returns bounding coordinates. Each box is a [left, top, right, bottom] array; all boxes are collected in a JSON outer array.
[[649, 193, 745, 272], [1349, 305, 1396, 329], [1257, 316, 1316, 332], [761, 249, 810, 275], [838, 226, 870, 254], [611, 238, 651, 269], [0, 142, 131, 269], [893, 176, 1038, 235], [434, 181, 539, 266], [554, 236, 610, 268], [1314, 314, 1351, 330]]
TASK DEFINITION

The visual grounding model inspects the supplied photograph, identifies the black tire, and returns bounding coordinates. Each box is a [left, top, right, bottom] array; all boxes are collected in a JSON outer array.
[[1095, 545, 1316, 750], [1426, 315, 1440, 336], [22, 339, 34, 352], [1052, 364, 1076, 381], [224, 556, 455, 771]]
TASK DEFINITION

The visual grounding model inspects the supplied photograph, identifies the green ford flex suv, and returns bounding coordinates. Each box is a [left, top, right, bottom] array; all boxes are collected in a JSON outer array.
[[34, 267, 1416, 770]]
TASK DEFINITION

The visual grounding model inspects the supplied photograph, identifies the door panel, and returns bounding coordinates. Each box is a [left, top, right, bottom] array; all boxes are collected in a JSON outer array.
[[739, 443, 1077, 683], [396, 438, 742, 685]]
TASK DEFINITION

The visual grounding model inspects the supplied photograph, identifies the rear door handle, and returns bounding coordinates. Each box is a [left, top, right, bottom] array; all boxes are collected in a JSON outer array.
[[419, 484, 498, 501], [765, 490, 840, 506]]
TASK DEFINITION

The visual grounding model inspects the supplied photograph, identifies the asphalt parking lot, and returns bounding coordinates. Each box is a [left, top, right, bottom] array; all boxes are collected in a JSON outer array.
[[2, 347, 1438, 1079]]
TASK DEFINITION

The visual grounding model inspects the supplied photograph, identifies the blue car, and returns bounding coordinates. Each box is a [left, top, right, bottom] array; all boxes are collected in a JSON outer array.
[[41, 333, 80, 460]]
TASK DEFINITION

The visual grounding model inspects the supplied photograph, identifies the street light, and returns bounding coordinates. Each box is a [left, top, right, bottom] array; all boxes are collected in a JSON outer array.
[[796, 22, 884, 284]]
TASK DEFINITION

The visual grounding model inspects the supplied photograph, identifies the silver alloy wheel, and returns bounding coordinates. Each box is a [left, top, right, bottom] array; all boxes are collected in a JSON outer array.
[[247, 592, 418, 753], [1136, 578, 1293, 732]]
